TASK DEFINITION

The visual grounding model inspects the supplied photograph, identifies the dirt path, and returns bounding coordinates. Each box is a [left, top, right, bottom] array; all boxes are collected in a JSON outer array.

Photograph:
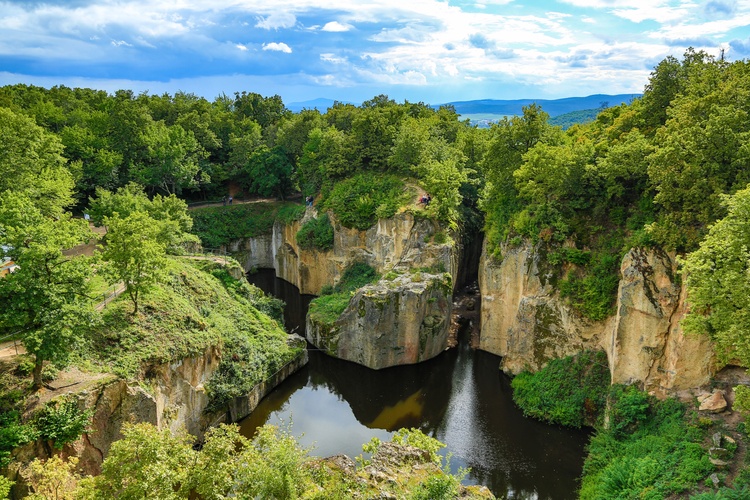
[[0, 339, 25, 359]]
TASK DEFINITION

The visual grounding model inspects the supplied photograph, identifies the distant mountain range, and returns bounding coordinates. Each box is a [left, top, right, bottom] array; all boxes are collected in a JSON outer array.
[[286, 94, 641, 119]]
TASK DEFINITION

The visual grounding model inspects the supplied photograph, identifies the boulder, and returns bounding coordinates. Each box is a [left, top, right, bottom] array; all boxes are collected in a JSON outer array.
[[699, 391, 728, 413]]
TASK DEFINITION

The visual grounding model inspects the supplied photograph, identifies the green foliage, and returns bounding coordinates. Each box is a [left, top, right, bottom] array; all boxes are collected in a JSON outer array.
[[511, 350, 610, 427], [581, 389, 713, 499], [296, 213, 334, 251], [0, 192, 97, 388], [323, 174, 410, 230], [0, 106, 74, 217], [0, 476, 12, 499], [190, 202, 302, 248], [682, 185, 750, 366], [308, 263, 379, 327], [0, 411, 39, 468], [80, 422, 195, 499], [734, 385, 750, 415], [35, 397, 93, 450], [559, 250, 621, 321], [392, 428, 445, 463], [102, 211, 168, 315]]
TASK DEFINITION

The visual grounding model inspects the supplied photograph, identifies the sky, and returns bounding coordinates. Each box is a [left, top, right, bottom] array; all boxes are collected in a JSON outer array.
[[1, 0, 749, 106]]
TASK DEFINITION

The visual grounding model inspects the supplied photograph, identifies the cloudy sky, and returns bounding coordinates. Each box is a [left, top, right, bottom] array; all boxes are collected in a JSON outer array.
[[1, 0, 748, 105]]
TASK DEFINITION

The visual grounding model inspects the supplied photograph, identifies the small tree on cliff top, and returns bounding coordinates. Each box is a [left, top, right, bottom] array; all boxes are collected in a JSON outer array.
[[102, 211, 167, 315]]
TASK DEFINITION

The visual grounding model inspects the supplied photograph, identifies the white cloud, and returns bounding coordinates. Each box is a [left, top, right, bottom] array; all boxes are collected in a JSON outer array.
[[236, 43, 249, 51], [262, 42, 292, 53], [255, 12, 297, 30], [320, 53, 347, 63], [111, 40, 132, 47], [322, 21, 352, 32]]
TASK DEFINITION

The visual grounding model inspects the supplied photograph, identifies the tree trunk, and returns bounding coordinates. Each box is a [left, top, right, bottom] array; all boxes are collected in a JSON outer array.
[[32, 356, 44, 390]]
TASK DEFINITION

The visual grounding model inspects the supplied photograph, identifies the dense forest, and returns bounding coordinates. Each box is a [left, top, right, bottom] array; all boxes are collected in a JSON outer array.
[[3, 48, 750, 498]]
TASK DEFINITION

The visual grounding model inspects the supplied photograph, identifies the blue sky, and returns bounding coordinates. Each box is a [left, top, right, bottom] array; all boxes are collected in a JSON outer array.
[[1, 0, 748, 105]]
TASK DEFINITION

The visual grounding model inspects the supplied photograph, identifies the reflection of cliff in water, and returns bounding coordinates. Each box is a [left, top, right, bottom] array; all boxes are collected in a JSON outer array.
[[305, 343, 456, 431]]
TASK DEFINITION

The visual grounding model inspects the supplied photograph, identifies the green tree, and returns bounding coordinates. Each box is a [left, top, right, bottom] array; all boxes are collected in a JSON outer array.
[[243, 146, 294, 199], [90, 183, 197, 252], [101, 211, 167, 315], [132, 122, 208, 195], [78, 423, 195, 499], [648, 58, 750, 251], [0, 193, 95, 389], [0, 107, 74, 217], [682, 185, 750, 366]]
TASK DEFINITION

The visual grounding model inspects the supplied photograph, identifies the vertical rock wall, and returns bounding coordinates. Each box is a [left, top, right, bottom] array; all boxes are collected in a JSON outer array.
[[478, 241, 604, 374], [234, 209, 457, 295], [306, 273, 453, 369], [479, 240, 716, 394]]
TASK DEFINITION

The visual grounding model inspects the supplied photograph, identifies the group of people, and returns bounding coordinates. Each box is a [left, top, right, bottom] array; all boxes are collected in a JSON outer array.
[[222, 195, 233, 206], [419, 193, 432, 206]]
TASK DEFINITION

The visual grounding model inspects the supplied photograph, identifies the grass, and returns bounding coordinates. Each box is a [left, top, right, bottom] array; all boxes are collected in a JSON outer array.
[[296, 214, 334, 251], [189, 202, 305, 248], [308, 263, 380, 327]]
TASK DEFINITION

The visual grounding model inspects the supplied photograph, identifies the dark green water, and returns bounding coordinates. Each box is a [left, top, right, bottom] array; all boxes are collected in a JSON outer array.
[[245, 269, 589, 499]]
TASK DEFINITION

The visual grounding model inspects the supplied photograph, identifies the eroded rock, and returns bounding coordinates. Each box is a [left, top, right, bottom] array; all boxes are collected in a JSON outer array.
[[307, 272, 452, 369]]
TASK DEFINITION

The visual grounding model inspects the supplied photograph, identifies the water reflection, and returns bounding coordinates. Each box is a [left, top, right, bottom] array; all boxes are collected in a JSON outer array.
[[244, 269, 588, 499]]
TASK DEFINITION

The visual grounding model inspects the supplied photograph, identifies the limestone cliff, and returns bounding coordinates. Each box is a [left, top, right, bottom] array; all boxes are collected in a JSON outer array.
[[235, 209, 457, 295], [479, 240, 715, 394], [478, 241, 603, 374], [306, 272, 452, 369], [11, 337, 307, 478]]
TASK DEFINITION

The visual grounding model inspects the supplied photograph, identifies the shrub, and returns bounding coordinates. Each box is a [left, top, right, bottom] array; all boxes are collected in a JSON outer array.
[[581, 388, 713, 499], [35, 397, 93, 450], [308, 263, 380, 326], [511, 350, 610, 427], [190, 202, 304, 248], [0, 411, 39, 467], [296, 214, 334, 251], [323, 174, 411, 230]]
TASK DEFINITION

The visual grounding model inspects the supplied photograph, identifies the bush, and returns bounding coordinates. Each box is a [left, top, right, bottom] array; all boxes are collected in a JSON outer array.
[[35, 397, 93, 450], [323, 174, 411, 230], [511, 350, 610, 427], [190, 202, 304, 248], [0, 411, 39, 467], [581, 388, 713, 499], [296, 214, 334, 251], [308, 263, 380, 327]]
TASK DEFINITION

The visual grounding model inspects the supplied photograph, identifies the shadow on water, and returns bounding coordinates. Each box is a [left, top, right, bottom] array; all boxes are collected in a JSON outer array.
[[244, 269, 589, 499]]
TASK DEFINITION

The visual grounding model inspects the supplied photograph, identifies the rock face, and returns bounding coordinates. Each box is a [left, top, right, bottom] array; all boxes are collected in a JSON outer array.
[[478, 241, 602, 374], [479, 240, 716, 394], [13, 339, 308, 478], [603, 247, 714, 394], [235, 209, 457, 295], [307, 273, 452, 369]]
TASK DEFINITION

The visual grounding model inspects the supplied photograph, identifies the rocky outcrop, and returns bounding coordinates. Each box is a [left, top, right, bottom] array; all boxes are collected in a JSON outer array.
[[603, 247, 714, 394], [479, 240, 716, 394], [478, 241, 603, 374], [11, 339, 307, 478], [307, 272, 452, 369], [235, 209, 457, 295]]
